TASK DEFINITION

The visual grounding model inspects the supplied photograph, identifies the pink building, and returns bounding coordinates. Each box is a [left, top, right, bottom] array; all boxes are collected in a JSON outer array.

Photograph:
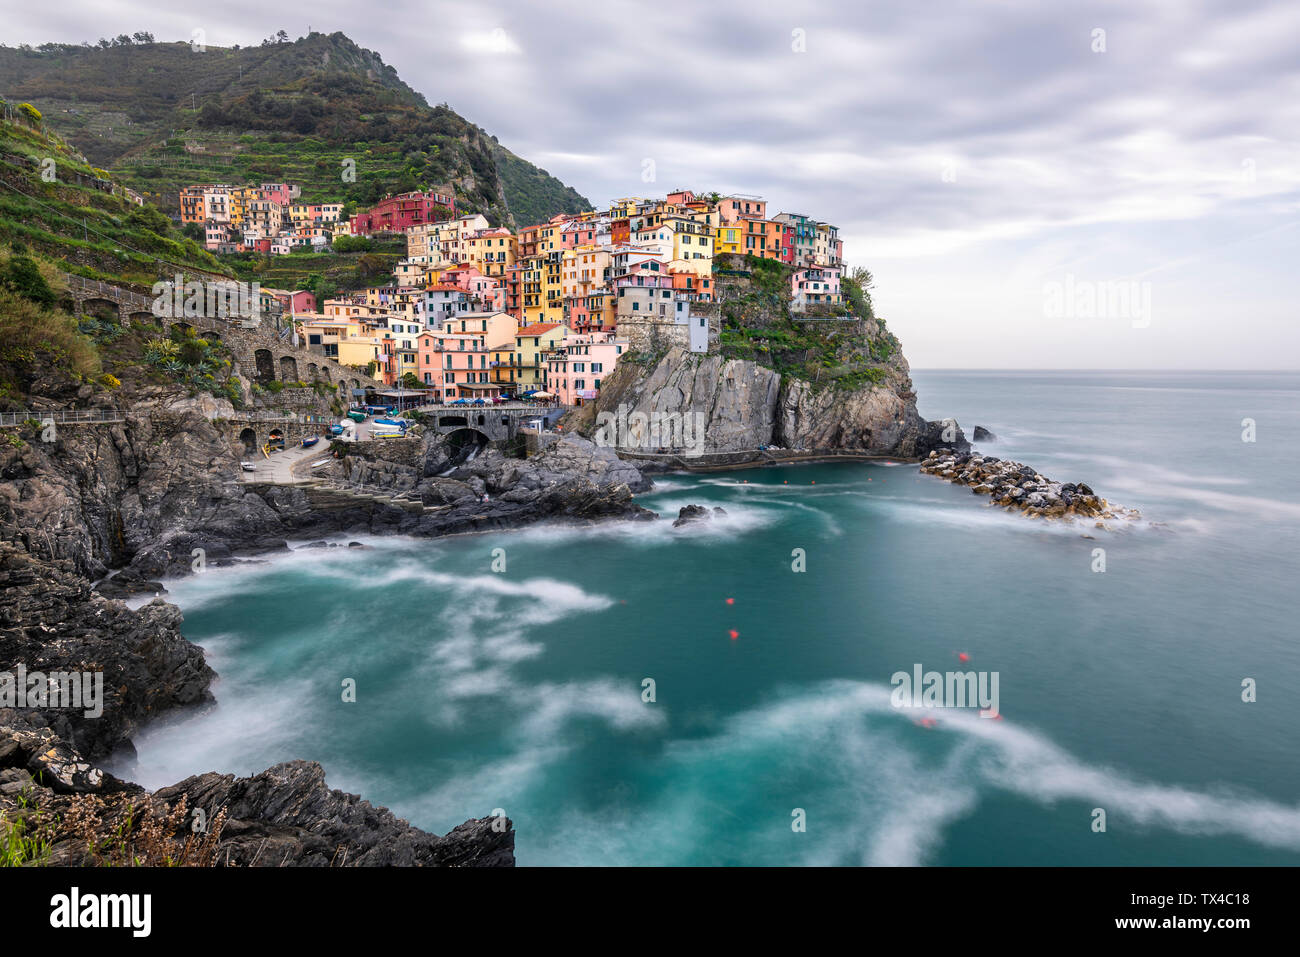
[[791, 265, 843, 309], [441, 266, 505, 312], [204, 223, 232, 251], [564, 289, 615, 335], [718, 194, 767, 224], [259, 183, 294, 206], [612, 269, 674, 293], [541, 332, 628, 405], [417, 330, 498, 402], [560, 219, 601, 248]]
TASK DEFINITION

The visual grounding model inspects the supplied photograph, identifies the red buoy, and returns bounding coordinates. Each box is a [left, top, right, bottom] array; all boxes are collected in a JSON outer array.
[[729, 630, 739, 640]]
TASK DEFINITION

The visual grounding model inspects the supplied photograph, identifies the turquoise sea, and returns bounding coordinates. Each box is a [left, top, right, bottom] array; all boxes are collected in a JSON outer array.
[[112, 371, 1300, 865]]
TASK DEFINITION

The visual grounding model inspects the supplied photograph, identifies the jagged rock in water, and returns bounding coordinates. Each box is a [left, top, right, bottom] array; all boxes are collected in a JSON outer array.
[[920, 451, 1139, 522], [672, 504, 712, 527], [973, 425, 997, 442]]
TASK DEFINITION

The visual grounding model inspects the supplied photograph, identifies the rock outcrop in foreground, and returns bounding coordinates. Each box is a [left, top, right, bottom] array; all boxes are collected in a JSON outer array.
[[920, 450, 1138, 522], [1, 407, 651, 866], [0, 547, 214, 762], [0, 724, 513, 866]]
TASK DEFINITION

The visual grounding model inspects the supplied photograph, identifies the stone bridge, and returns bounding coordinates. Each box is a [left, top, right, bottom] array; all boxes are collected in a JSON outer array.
[[414, 404, 565, 444], [62, 274, 382, 400]]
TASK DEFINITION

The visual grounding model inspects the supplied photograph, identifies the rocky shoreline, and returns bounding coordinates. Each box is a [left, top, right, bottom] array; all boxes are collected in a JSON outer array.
[[0, 724, 513, 866], [1, 379, 965, 866], [1, 409, 660, 866], [920, 449, 1139, 523]]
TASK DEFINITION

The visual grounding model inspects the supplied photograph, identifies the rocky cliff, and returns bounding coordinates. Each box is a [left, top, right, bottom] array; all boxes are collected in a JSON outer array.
[[570, 257, 963, 462], [572, 342, 958, 462], [0, 398, 655, 865]]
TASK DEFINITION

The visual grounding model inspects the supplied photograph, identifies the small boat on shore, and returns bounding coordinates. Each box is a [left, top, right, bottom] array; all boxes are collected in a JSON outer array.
[[301, 437, 320, 448]]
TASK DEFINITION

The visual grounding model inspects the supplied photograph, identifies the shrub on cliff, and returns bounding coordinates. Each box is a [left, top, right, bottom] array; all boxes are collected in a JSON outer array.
[[841, 268, 875, 321], [0, 289, 100, 397], [0, 254, 57, 308]]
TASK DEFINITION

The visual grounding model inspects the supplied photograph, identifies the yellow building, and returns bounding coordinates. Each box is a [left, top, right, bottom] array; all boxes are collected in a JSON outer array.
[[543, 256, 564, 318], [334, 335, 385, 374], [520, 258, 545, 325], [520, 255, 565, 326], [668, 217, 712, 274], [608, 198, 645, 218], [715, 224, 743, 256], [464, 228, 517, 278], [535, 223, 562, 256], [513, 321, 571, 390], [228, 186, 260, 228], [489, 341, 519, 389]]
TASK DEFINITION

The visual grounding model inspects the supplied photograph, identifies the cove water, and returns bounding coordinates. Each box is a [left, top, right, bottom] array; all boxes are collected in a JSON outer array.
[[111, 371, 1300, 865]]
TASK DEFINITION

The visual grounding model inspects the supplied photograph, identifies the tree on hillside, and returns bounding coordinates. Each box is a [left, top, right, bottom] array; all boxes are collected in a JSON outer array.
[[841, 267, 876, 321], [1, 256, 57, 309]]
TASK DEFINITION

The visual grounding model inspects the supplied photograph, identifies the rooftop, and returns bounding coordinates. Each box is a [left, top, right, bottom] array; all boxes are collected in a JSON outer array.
[[517, 322, 563, 336]]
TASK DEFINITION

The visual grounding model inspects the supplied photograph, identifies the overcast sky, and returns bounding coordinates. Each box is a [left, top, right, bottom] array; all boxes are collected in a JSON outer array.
[[8, 0, 1299, 368]]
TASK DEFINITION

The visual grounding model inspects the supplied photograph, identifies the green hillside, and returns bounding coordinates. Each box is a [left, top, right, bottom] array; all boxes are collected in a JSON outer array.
[[0, 31, 592, 227], [493, 142, 593, 228], [0, 111, 229, 286]]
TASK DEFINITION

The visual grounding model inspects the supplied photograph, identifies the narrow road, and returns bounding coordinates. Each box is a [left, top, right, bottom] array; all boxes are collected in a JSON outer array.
[[238, 440, 332, 484]]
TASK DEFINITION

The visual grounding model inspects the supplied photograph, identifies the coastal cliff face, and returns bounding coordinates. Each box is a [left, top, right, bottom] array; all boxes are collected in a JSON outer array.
[[0, 404, 276, 585], [566, 257, 963, 461], [573, 342, 955, 460], [0, 547, 214, 762], [0, 401, 649, 588]]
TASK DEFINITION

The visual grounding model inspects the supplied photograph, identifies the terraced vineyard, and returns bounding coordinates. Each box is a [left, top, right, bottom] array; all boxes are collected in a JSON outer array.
[[0, 32, 591, 228], [0, 115, 229, 287]]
